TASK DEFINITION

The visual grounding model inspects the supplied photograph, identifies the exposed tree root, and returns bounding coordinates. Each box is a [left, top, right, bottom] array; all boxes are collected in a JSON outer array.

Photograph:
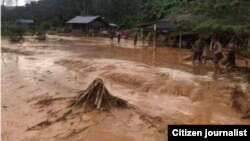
[[230, 85, 250, 119], [35, 97, 69, 108], [27, 78, 128, 131], [70, 78, 128, 111], [27, 120, 51, 131], [231, 85, 246, 112], [54, 124, 93, 139], [242, 111, 250, 119]]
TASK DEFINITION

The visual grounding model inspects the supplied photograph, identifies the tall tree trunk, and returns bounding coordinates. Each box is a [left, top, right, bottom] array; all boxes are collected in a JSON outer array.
[[94, 0, 98, 14], [83, 0, 86, 16], [248, 37, 250, 52], [179, 34, 182, 48]]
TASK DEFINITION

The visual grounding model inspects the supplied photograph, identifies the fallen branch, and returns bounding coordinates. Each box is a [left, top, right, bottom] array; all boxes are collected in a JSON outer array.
[[27, 120, 51, 131]]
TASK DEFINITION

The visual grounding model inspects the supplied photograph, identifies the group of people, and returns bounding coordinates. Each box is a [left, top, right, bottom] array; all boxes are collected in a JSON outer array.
[[109, 30, 156, 48], [192, 38, 236, 71], [109, 31, 139, 46], [110, 31, 237, 71]]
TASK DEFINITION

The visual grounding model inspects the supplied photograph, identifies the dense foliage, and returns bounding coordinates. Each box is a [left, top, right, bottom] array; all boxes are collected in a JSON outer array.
[[2, 0, 143, 27], [1, 0, 250, 39], [141, 0, 250, 36], [1, 24, 28, 36]]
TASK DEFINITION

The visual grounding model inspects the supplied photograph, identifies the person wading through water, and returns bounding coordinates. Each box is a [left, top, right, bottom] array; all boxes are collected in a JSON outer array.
[[134, 32, 138, 46], [192, 38, 205, 64], [212, 38, 223, 71], [110, 31, 114, 42], [224, 42, 236, 68], [146, 32, 153, 45], [117, 31, 121, 44], [202, 42, 209, 64]]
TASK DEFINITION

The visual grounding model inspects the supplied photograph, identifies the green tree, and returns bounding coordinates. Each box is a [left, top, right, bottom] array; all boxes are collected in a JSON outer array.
[[163, 0, 250, 38]]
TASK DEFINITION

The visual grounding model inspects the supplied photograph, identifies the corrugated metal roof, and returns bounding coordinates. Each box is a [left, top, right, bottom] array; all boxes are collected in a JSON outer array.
[[145, 21, 175, 31], [109, 23, 118, 27], [137, 20, 175, 31], [16, 19, 34, 24], [102, 17, 118, 27], [66, 16, 100, 24]]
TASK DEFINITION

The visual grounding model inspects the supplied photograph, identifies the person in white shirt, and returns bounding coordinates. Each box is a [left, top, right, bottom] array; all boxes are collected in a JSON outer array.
[[212, 39, 223, 71]]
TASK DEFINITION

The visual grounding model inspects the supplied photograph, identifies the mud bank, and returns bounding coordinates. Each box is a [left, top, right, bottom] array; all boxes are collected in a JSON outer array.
[[1, 36, 250, 141]]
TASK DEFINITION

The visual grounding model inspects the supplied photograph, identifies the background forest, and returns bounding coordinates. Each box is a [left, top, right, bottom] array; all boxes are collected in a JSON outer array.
[[1, 0, 250, 40]]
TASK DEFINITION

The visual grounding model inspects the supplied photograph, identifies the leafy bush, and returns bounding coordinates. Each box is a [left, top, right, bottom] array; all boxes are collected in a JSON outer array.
[[1, 24, 27, 36], [41, 22, 52, 30]]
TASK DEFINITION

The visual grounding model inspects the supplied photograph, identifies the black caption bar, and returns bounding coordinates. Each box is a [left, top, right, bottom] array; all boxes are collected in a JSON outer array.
[[168, 125, 250, 141]]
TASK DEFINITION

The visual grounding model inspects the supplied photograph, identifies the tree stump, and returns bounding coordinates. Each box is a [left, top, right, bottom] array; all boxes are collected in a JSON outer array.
[[71, 78, 128, 111]]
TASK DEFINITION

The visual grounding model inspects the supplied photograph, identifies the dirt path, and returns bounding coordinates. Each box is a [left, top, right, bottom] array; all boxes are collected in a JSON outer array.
[[1, 36, 250, 141]]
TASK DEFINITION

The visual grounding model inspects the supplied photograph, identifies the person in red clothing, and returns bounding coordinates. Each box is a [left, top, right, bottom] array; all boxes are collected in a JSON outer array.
[[124, 30, 129, 40]]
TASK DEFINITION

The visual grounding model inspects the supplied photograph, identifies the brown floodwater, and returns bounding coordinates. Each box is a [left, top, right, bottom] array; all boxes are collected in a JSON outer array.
[[1, 35, 250, 141]]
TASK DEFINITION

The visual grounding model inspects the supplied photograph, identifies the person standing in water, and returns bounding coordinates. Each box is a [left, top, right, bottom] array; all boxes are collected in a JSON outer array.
[[124, 30, 129, 40], [109, 31, 114, 41], [202, 43, 209, 64], [192, 38, 205, 63], [134, 32, 138, 46], [146, 32, 153, 45], [141, 32, 145, 45], [225, 42, 236, 68], [117, 32, 121, 44], [212, 38, 223, 71]]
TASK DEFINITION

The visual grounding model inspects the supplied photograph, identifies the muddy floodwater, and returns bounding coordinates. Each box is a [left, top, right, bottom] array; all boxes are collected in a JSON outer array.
[[1, 35, 250, 141]]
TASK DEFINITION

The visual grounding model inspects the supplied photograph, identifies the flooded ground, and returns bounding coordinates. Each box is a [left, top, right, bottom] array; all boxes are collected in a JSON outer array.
[[1, 35, 250, 141]]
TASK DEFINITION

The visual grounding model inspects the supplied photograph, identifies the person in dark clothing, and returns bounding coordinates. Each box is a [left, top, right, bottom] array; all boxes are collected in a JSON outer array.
[[142, 33, 145, 45], [110, 31, 114, 41], [225, 42, 236, 67], [117, 32, 121, 44], [192, 38, 205, 63], [134, 32, 138, 46]]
